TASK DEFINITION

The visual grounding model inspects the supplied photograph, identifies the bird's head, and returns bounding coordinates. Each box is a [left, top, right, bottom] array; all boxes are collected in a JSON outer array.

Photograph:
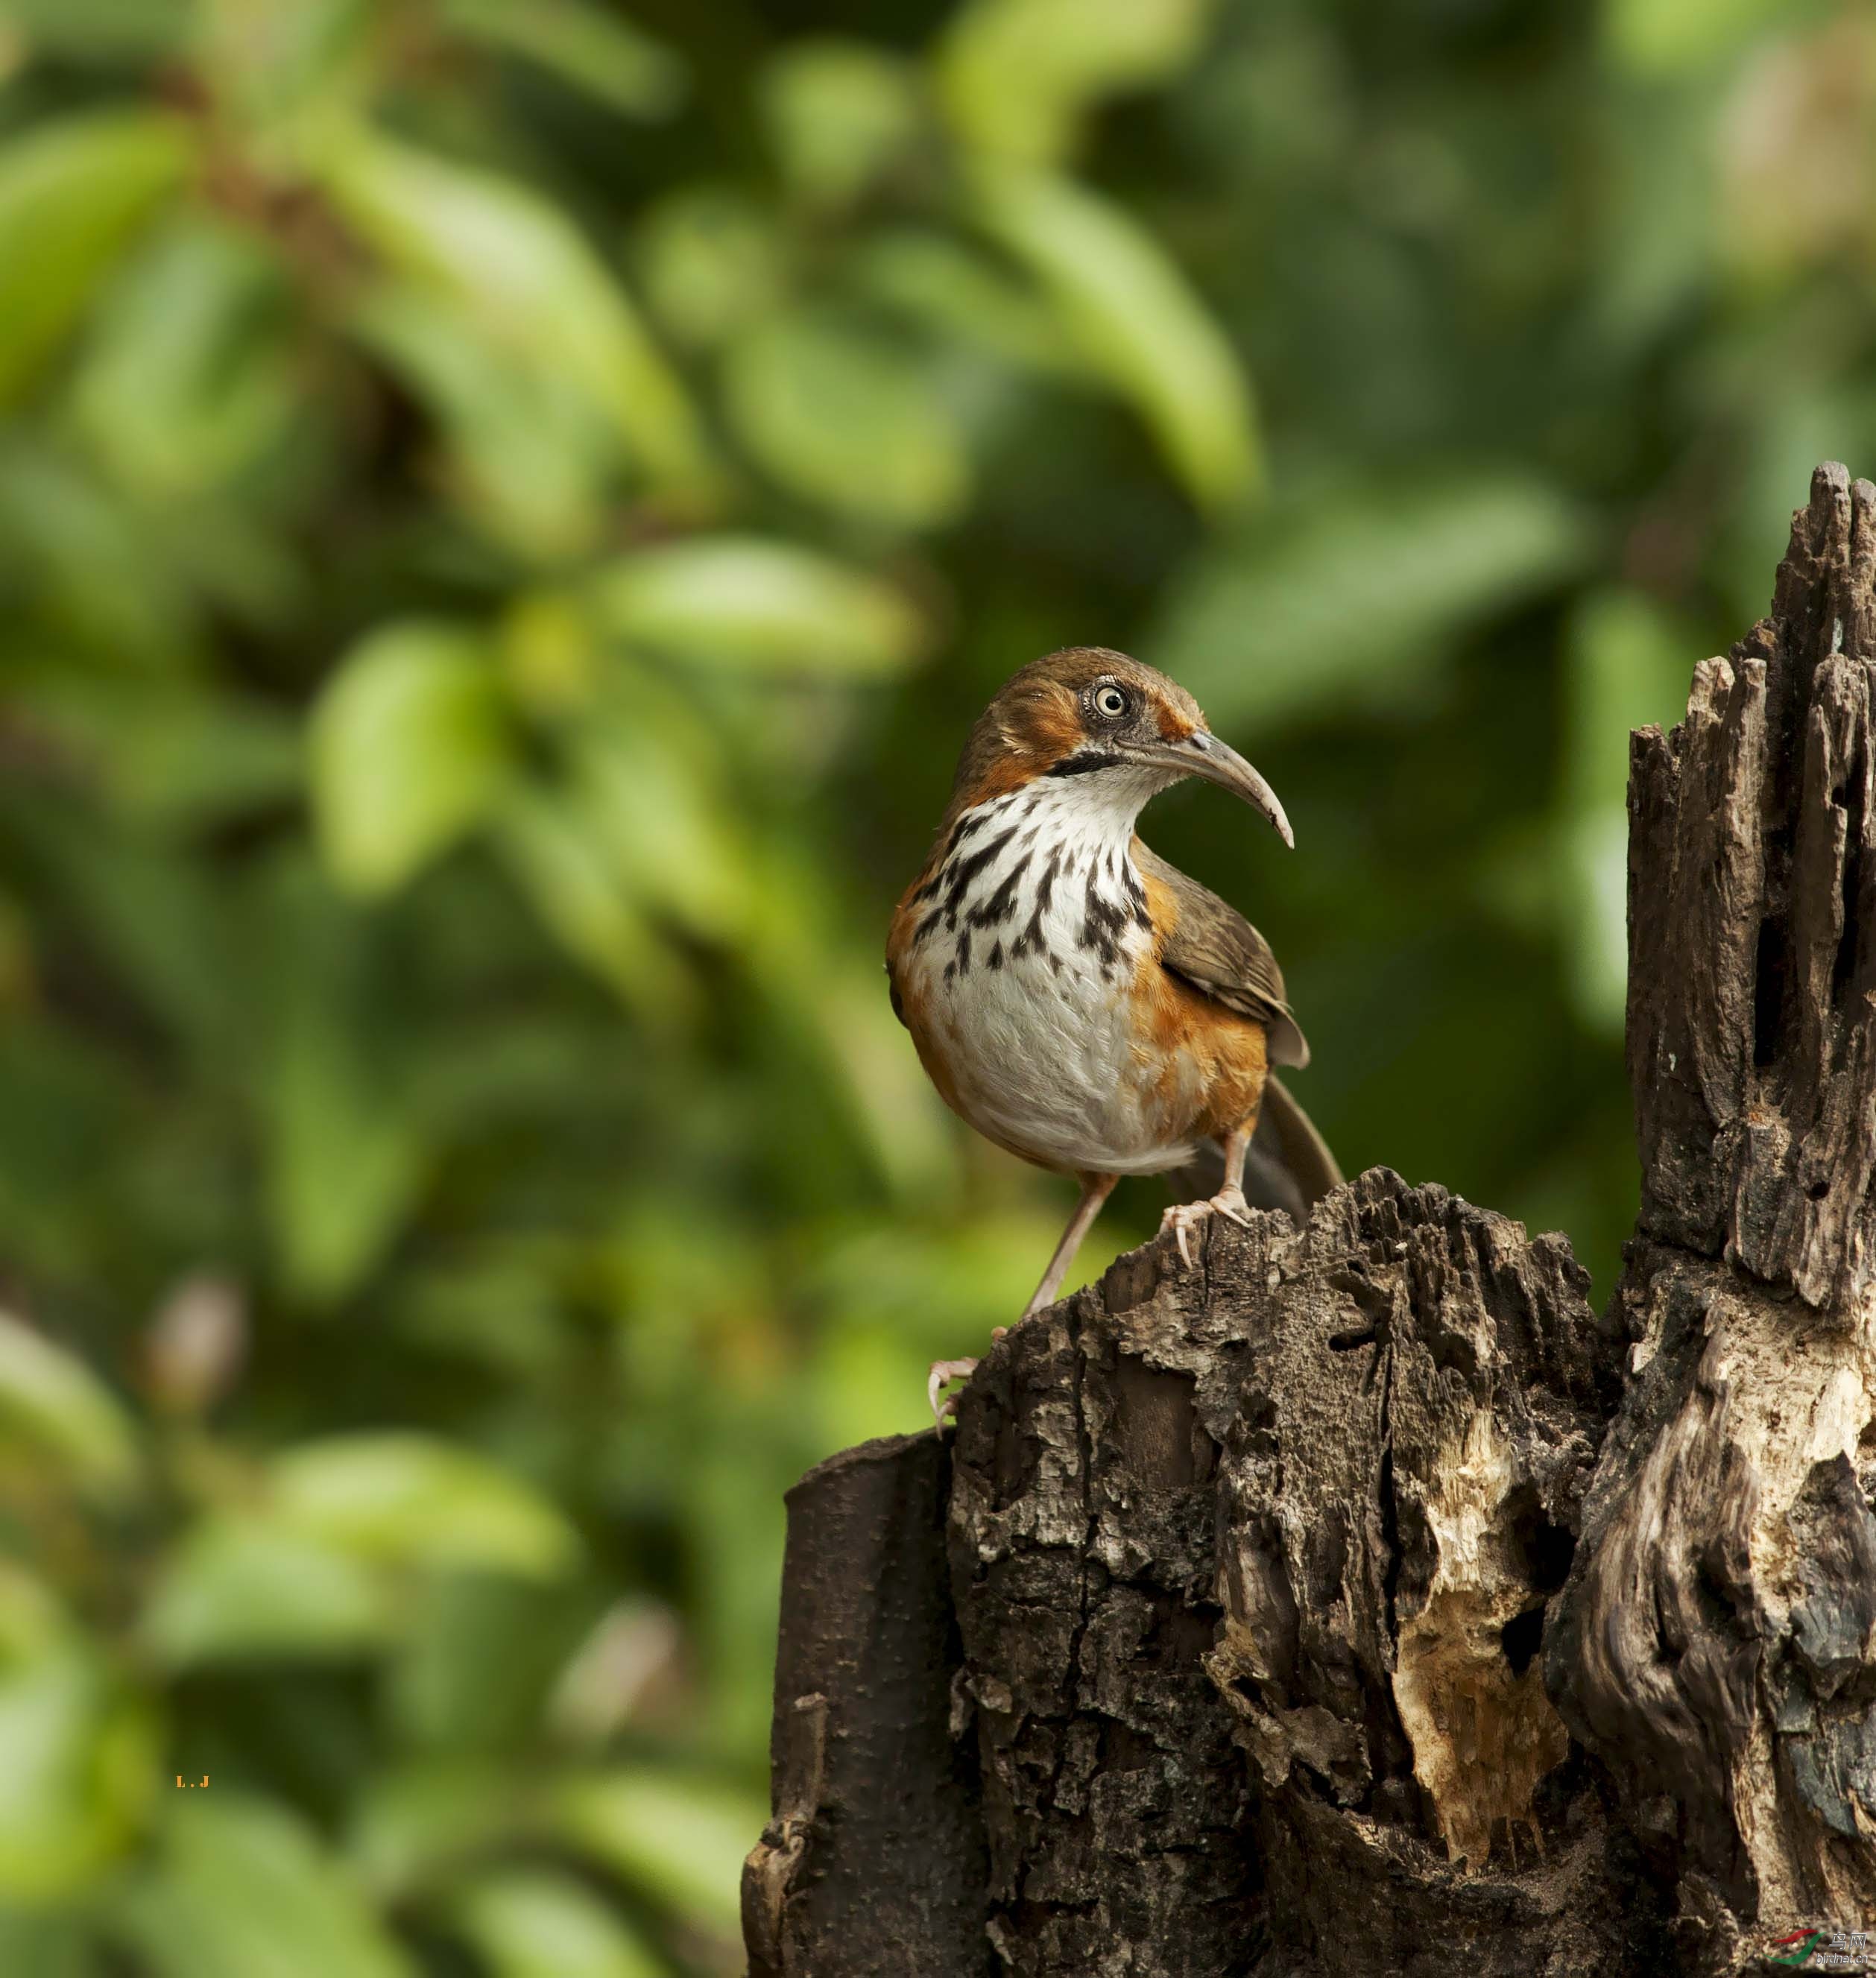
[[947, 646, 1293, 847]]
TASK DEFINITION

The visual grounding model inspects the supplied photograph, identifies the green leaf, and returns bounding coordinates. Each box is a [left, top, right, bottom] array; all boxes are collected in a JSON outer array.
[[140, 1515, 395, 1667], [443, 0, 685, 121], [0, 1309, 138, 1497], [568, 715, 753, 941], [110, 1793, 417, 1978], [759, 40, 922, 206], [20, 678, 303, 833], [1559, 590, 1698, 1031], [745, 853, 957, 1201], [72, 216, 296, 496], [721, 311, 970, 528], [309, 622, 514, 897], [812, 1216, 1079, 1446], [345, 1760, 517, 1903], [322, 133, 713, 496], [0, 110, 189, 405], [449, 1868, 666, 1978], [555, 1769, 762, 1938], [0, 1912, 101, 1978], [1149, 474, 1593, 728], [0, 791, 236, 1061], [498, 590, 606, 715], [854, 228, 1090, 376], [268, 1433, 581, 1579], [0, 1587, 154, 1902], [970, 165, 1258, 510], [387, 1574, 584, 1754], [591, 537, 926, 676], [0, 1021, 135, 1292], [349, 283, 614, 559], [1602, 0, 1806, 76], [493, 788, 693, 1017], [674, 1426, 789, 1758], [1583, 88, 1714, 358], [634, 187, 784, 350], [4, 0, 189, 60], [259, 890, 429, 1305], [939, 0, 1212, 164], [0, 437, 198, 663], [194, 0, 380, 157]]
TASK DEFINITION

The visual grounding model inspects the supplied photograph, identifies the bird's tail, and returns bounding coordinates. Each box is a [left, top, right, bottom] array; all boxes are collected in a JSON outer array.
[[1173, 1074, 1344, 1225], [1256, 1073, 1343, 1207]]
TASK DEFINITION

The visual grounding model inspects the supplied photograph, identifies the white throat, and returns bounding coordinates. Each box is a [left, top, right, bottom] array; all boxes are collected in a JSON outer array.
[[905, 768, 1178, 990], [1005, 763, 1180, 850]]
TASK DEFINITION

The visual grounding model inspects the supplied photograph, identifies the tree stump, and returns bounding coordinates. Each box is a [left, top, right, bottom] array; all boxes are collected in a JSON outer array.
[[743, 464, 1876, 1977]]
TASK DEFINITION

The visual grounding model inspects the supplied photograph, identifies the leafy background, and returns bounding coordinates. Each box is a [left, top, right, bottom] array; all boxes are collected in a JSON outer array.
[[0, 0, 1866, 1968]]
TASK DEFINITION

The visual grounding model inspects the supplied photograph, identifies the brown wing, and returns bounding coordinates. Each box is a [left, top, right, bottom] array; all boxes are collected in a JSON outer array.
[[1134, 841, 1310, 1069]]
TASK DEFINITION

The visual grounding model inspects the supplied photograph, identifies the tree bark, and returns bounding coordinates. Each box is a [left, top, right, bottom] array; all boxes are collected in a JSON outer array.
[[745, 464, 1876, 1976], [1547, 464, 1876, 1970], [742, 1434, 992, 1976]]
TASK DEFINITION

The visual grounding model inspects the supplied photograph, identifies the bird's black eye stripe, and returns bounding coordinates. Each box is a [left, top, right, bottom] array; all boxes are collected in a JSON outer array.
[[1049, 749, 1117, 777]]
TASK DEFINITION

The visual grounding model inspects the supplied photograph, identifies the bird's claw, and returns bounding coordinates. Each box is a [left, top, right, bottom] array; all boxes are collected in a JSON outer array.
[[1160, 1189, 1252, 1270], [928, 1357, 979, 1426], [1162, 1202, 1200, 1270]]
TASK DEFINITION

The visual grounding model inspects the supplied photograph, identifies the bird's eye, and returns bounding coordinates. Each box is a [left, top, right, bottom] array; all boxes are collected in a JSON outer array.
[[1093, 685, 1130, 720]]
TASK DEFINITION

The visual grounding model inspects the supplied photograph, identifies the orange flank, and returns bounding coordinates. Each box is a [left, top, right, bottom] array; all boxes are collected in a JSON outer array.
[[1135, 865, 1269, 1148]]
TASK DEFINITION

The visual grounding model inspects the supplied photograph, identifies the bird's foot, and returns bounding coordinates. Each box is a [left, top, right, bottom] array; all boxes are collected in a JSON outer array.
[[928, 1357, 979, 1426], [1160, 1187, 1252, 1269]]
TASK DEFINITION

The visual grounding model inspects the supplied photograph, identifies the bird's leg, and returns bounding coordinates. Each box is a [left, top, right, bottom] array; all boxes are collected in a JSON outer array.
[[927, 1172, 1118, 1428], [1021, 1172, 1119, 1320], [1161, 1117, 1256, 1269], [1213, 1117, 1254, 1217]]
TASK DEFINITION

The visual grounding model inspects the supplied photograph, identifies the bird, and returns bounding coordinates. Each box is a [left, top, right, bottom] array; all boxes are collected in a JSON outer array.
[[886, 647, 1342, 1420]]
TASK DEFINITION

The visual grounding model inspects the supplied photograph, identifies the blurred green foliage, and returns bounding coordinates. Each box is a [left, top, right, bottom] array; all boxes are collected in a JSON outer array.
[[0, 0, 1866, 1967]]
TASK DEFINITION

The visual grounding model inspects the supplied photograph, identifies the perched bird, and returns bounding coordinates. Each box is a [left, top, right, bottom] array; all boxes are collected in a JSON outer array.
[[887, 648, 1341, 1418]]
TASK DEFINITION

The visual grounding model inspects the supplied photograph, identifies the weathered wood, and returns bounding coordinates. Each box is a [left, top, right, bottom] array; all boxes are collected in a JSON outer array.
[[742, 1434, 992, 1978], [947, 1169, 1670, 1977], [745, 464, 1876, 1977], [1549, 465, 1876, 1968], [1631, 465, 1876, 1306], [944, 1231, 1263, 1976]]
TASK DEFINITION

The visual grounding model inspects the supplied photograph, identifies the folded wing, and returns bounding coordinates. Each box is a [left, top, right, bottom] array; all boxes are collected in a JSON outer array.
[[1133, 841, 1309, 1069]]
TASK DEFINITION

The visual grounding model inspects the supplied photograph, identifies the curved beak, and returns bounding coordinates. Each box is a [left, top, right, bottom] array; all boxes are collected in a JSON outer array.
[[1132, 731, 1294, 848]]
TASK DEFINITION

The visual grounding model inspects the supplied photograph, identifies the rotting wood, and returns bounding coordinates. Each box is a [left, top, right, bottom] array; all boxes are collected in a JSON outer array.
[[745, 465, 1876, 1977], [1550, 464, 1876, 1968], [742, 1434, 992, 1977]]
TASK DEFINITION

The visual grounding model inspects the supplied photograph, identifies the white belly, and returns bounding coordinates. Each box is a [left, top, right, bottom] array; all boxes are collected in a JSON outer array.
[[898, 789, 1203, 1174]]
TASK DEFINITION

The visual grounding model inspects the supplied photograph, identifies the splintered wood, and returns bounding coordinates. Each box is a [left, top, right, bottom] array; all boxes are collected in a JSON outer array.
[[748, 466, 1876, 1978]]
